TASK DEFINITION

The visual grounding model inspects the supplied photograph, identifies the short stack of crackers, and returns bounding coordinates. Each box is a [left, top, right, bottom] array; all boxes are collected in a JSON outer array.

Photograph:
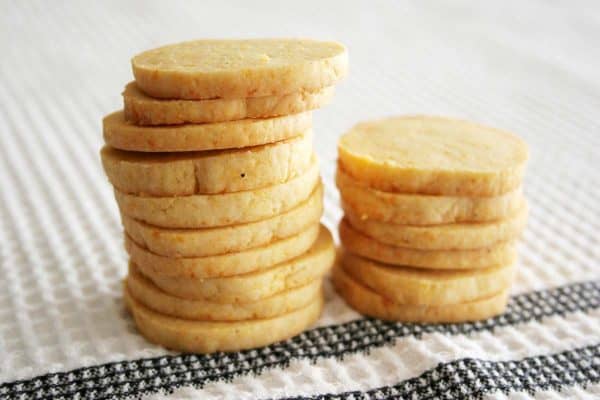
[[100, 39, 347, 352], [334, 116, 529, 322]]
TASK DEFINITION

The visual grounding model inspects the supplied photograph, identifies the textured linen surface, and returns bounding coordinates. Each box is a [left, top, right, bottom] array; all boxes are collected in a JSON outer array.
[[1, 1, 599, 399]]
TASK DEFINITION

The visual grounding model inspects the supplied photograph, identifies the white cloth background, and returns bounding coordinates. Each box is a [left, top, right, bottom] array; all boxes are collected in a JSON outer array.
[[0, 1, 599, 399]]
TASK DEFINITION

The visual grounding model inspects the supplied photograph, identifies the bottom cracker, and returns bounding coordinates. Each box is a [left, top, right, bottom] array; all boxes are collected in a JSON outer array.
[[332, 264, 509, 323], [124, 286, 323, 353]]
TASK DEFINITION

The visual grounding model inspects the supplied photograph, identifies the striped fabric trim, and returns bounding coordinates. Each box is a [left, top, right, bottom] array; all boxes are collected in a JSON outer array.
[[1, 281, 598, 400], [277, 343, 600, 400]]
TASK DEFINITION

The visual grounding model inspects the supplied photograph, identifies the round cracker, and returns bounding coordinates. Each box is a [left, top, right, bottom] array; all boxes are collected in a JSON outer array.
[[341, 252, 515, 305], [124, 286, 323, 353], [103, 110, 311, 152], [337, 168, 523, 225], [122, 184, 322, 258], [127, 223, 320, 279], [143, 226, 335, 303], [345, 201, 528, 250], [115, 156, 319, 228], [332, 265, 509, 323], [338, 116, 528, 196], [131, 39, 347, 99], [339, 220, 516, 270], [126, 265, 321, 321], [101, 129, 313, 196], [123, 82, 335, 125]]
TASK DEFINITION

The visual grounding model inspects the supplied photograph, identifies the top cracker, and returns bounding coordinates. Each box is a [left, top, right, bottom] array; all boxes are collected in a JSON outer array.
[[338, 116, 529, 196], [132, 39, 348, 99]]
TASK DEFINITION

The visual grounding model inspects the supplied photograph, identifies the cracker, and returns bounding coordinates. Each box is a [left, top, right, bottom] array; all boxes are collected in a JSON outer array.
[[103, 110, 311, 152], [126, 265, 321, 321], [101, 129, 312, 195], [115, 156, 319, 228], [122, 184, 322, 257], [339, 219, 516, 270], [338, 116, 528, 196], [337, 168, 523, 225], [131, 39, 347, 99], [345, 201, 528, 250], [341, 252, 515, 305], [125, 286, 323, 353], [332, 265, 509, 322], [142, 226, 335, 302], [123, 82, 334, 125], [127, 224, 320, 279]]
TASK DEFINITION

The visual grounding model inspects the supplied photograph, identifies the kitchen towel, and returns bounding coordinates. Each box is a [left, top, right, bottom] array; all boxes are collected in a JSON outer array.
[[1, 1, 599, 399]]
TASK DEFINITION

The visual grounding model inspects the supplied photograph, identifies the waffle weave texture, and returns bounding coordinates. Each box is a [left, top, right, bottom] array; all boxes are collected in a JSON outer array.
[[1, 1, 599, 399]]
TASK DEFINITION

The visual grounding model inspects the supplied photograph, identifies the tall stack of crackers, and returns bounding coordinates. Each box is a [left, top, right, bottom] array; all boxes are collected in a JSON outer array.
[[334, 116, 529, 322], [101, 39, 347, 353]]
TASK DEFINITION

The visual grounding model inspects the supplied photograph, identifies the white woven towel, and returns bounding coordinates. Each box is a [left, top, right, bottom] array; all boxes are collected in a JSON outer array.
[[1, 1, 599, 399]]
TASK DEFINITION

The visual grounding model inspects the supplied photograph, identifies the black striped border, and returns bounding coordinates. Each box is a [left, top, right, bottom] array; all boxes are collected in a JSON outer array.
[[1, 280, 599, 400], [277, 343, 600, 400]]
